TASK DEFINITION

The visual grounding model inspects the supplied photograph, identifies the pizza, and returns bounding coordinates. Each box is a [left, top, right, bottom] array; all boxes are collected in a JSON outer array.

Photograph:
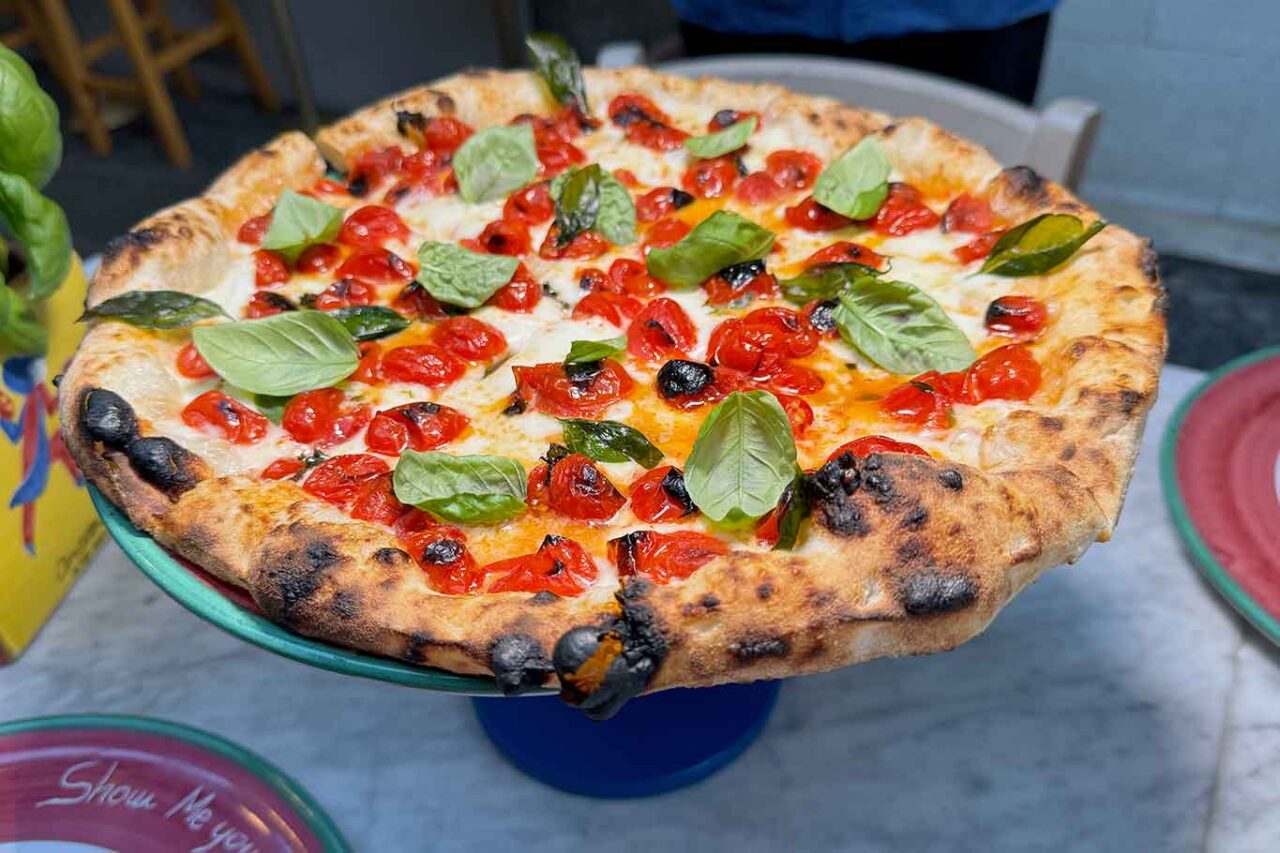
[[60, 36, 1166, 719]]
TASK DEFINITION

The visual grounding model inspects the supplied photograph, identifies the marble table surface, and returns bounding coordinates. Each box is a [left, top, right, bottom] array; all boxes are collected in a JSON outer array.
[[3, 364, 1278, 852]]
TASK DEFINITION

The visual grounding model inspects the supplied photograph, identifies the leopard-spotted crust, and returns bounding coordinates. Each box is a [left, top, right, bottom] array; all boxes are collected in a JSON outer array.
[[61, 67, 1166, 715]]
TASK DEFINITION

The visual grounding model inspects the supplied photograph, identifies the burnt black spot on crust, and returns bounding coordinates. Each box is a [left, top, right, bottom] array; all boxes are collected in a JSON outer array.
[[1001, 166, 1049, 205], [804, 453, 869, 537], [403, 631, 431, 663], [103, 228, 164, 262], [730, 635, 790, 663], [373, 547, 410, 565], [1139, 241, 1160, 283], [903, 506, 928, 530], [938, 469, 964, 491], [260, 538, 344, 626], [490, 634, 554, 695], [1119, 389, 1145, 416], [683, 593, 721, 616], [332, 591, 359, 620], [1060, 445, 1076, 462], [395, 110, 426, 136], [1039, 416, 1064, 431], [898, 571, 978, 615], [757, 582, 773, 600], [435, 92, 456, 113], [529, 590, 559, 605], [124, 437, 202, 497], [80, 388, 138, 450]]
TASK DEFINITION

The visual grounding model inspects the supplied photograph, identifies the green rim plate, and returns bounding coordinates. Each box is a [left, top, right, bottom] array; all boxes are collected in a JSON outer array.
[[1160, 345, 1280, 645], [90, 486, 503, 694]]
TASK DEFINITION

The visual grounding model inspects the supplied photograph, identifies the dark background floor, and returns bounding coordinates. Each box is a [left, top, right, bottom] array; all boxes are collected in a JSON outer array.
[[44, 90, 1279, 372]]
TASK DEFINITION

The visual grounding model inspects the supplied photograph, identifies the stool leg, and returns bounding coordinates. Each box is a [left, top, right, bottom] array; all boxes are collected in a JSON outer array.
[[214, 0, 279, 111], [26, 0, 112, 156], [106, 0, 191, 168], [144, 0, 200, 100]]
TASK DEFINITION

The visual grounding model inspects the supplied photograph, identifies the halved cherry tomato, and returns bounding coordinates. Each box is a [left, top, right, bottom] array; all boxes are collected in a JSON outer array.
[[237, 214, 270, 244], [707, 307, 819, 379], [827, 435, 928, 463], [430, 316, 507, 362], [629, 466, 695, 523], [527, 453, 625, 521], [182, 390, 269, 444], [365, 401, 469, 454], [868, 182, 940, 236], [608, 93, 689, 151], [804, 241, 885, 270], [419, 116, 473, 155], [381, 345, 466, 388], [985, 295, 1047, 337], [785, 196, 853, 232], [336, 249, 414, 285], [487, 262, 542, 312], [262, 457, 304, 480], [607, 257, 664, 297], [486, 535, 597, 596], [175, 342, 214, 379], [636, 187, 694, 222], [942, 194, 994, 234], [304, 453, 389, 509], [503, 182, 554, 225], [879, 379, 952, 429], [402, 527, 482, 594], [382, 152, 456, 202], [539, 226, 610, 260], [627, 297, 697, 362], [536, 139, 587, 177], [735, 172, 784, 204], [609, 530, 729, 584], [243, 291, 295, 318], [765, 149, 822, 190], [313, 278, 376, 310], [681, 157, 739, 199], [475, 219, 531, 256], [642, 218, 691, 251], [254, 250, 289, 288], [774, 392, 815, 436], [954, 230, 1004, 264], [613, 168, 639, 187], [509, 360, 635, 418], [295, 244, 342, 275], [349, 471, 410, 526], [352, 342, 382, 384], [347, 146, 406, 195], [392, 282, 445, 319], [572, 290, 644, 326], [338, 205, 409, 249], [282, 388, 371, 447], [704, 265, 779, 306], [958, 343, 1041, 402], [706, 108, 761, 132], [308, 178, 348, 197]]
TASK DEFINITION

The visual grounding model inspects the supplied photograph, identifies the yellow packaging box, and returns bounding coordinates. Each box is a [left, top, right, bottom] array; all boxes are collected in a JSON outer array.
[[0, 255, 104, 662]]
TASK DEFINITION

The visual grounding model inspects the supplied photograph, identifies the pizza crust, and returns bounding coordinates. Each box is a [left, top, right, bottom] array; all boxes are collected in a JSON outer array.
[[62, 67, 1166, 716]]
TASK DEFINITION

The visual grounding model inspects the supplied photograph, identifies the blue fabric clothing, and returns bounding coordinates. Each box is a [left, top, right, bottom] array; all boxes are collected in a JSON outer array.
[[669, 0, 1060, 44]]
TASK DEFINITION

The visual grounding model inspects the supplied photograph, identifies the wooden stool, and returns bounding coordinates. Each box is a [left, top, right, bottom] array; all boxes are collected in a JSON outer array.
[[16, 0, 277, 168]]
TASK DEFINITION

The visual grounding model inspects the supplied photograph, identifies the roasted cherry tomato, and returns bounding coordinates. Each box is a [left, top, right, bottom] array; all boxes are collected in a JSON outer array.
[[613, 168, 639, 187], [636, 187, 694, 222], [527, 452, 625, 521], [346, 146, 406, 195], [628, 466, 695, 523], [775, 392, 815, 436], [954, 230, 1004, 264], [313, 278, 376, 310], [538, 227, 609, 260], [503, 182, 554, 225], [827, 435, 928, 463], [704, 261, 779, 306], [475, 218, 531, 256], [382, 152, 456, 202], [607, 257, 664, 297], [627, 297, 697, 362], [509, 360, 635, 418], [336, 249, 414, 285], [338, 205, 409, 249], [655, 360, 744, 410], [706, 108, 761, 132], [352, 342, 383, 384], [295, 243, 342, 275], [736, 172, 784, 205], [707, 307, 819, 379], [262, 457, 305, 480], [181, 390, 269, 444], [243, 291, 295, 318], [237, 214, 270, 244], [868, 182, 941, 236], [303, 453, 389, 509], [608, 93, 689, 151], [392, 282, 445, 319], [307, 178, 348, 197], [642, 218, 691, 251], [349, 471, 411, 526], [785, 196, 853, 232], [430, 316, 507, 362], [571, 290, 644, 326], [609, 530, 729, 584], [365, 401, 469, 454], [419, 116, 473, 155], [765, 149, 822, 190], [985, 295, 1047, 337], [681, 157, 739, 199], [282, 388, 371, 447], [536, 138, 587, 177], [175, 342, 214, 379], [380, 345, 466, 388], [942, 194, 994, 234], [402, 528, 482, 594], [253, 250, 289, 288], [804, 241, 885, 270], [487, 262, 541, 312], [485, 535, 598, 596], [959, 344, 1042, 402], [879, 378, 953, 429]]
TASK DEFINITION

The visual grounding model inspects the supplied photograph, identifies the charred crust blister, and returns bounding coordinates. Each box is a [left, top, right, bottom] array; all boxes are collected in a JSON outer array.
[[81, 388, 139, 450], [804, 453, 870, 537], [403, 631, 431, 663], [1001, 166, 1048, 205], [124, 437, 202, 498], [103, 227, 164, 262], [938, 469, 964, 491], [373, 546, 410, 565], [490, 634, 554, 695], [729, 635, 790, 663], [260, 538, 344, 626], [331, 590, 360, 620], [898, 571, 979, 616]]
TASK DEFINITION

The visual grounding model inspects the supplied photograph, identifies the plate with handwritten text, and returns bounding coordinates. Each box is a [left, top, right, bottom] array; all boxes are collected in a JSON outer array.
[[0, 715, 347, 852]]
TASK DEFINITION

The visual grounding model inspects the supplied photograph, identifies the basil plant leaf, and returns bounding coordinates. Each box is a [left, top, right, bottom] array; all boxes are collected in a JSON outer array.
[[772, 472, 811, 551], [416, 241, 519, 308], [559, 418, 665, 469], [525, 32, 589, 113], [224, 385, 291, 424], [192, 310, 360, 396], [553, 164, 602, 246], [0, 283, 47, 357], [552, 164, 635, 247], [646, 210, 775, 289], [684, 390, 797, 524], [452, 124, 538, 204], [779, 262, 882, 305], [833, 278, 976, 374], [260, 190, 343, 262], [393, 450, 527, 524], [80, 290, 227, 328], [813, 136, 891, 220], [565, 335, 626, 364], [0, 171, 71, 299], [327, 305, 409, 341], [979, 213, 1107, 277], [0, 46, 62, 189], [684, 117, 756, 159]]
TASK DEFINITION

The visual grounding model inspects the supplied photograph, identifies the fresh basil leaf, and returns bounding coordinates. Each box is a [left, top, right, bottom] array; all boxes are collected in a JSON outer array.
[[684, 117, 756, 159], [0, 46, 62, 189], [224, 385, 290, 424], [392, 450, 528, 524], [813, 136, 891, 220], [79, 290, 226, 328], [0, 282, 46, 356], [980, 214, 1107, 277], [646, 210, 775, 289], [452, 124, 538, 204], [192, 310, 359, 396], [553, 164, 602, 246], [684, 390, 796, 524], [416, 241, 519, 309], [772, 473, 811, 551], [552, 165, 635, 246], [0, 171, 71, 299], [525, 32, 589, 113], [260, 190, 343, 262], [833, 278, 976, 374], [565, 335, 625, 364], [559, 418, 664, 469], [327, 305, 409, 341], [779, 262, 882, 305]]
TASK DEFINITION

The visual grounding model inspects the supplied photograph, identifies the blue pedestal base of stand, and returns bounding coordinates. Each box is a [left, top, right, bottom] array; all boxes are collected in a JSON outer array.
[[473, 680, 780, 798]]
